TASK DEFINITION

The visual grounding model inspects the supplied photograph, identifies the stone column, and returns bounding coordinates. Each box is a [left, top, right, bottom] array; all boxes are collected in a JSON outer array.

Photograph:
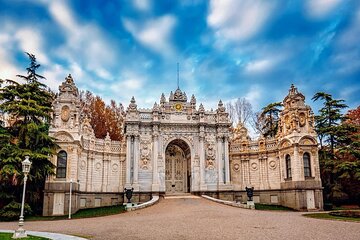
[[217, 136, 224, 185], [152, 134, 159, 191], [133, 135, 139, 185], [224, 137, 230, 184], [86, 152, 93, 191], [102, 155, 108, 192], [199, 134, 206, 190], [125, 136, 131, 187], [119, 158, 123, 191], [293, 144, 300, 181]]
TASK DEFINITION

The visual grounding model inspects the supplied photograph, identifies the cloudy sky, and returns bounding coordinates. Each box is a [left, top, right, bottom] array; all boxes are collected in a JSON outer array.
[[0, 0, 359, 113]]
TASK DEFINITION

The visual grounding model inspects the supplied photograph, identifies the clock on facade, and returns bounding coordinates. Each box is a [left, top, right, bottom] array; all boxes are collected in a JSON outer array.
[[174, 103, 183, 111]]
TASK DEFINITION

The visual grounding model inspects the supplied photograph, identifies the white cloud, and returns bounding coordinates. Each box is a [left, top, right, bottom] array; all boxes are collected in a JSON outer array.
[[207, 0, 276, 41], [14, 28, 49, 65], [46, 1, 116, 79], [41, 64, 66, 90], [244, 85, 262, 109], [0, 31, 20, 79], [305, 0, 342, 19], [245, 59, 273, 73], [111, 71, 145, 93], [0, 20, 50, 81], [123, 15, 177, 58], [333, 7, 360, 74], [338, 8, 360, 49], [0, 49, 21, 80], [133, 0, 151, 11]]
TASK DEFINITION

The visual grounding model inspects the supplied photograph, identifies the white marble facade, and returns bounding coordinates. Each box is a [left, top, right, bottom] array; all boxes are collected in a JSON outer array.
[[44, 75, 322, 213]]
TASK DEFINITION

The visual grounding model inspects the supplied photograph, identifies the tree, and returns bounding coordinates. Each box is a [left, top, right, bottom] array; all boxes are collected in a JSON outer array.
[[312, 92, 348, 155], [260, 102, 283, 137], [226, 98, 256, 135], [80, 90, 124, 141], [0, 53, 57, 216], [312, 92, 360, 206], [346, 106, 360, 127]]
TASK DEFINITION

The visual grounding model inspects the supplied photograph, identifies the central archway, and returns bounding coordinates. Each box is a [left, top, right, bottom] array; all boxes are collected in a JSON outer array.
[[165, 139, 191, 195]]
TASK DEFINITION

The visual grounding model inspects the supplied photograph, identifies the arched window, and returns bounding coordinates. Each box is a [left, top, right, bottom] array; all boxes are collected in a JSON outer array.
[[303, 152, 311, 177], [285, 154, 292, 179], [56, 150, 67, 178]]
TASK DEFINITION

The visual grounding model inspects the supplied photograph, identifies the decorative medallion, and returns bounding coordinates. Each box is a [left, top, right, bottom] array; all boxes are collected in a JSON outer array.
[[61, 105, 70, 122], [299, 113, 306, 127], [233, 163, 240, 172], [250, 162, 258, 171], [80, 160, 86, 170], [268, 160, 277, 170], [95, 162, 101, 171], [112, 164, 119, 172]]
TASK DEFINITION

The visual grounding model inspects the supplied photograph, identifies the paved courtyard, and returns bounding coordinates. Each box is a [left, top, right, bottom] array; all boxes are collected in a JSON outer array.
[[0, 197, 359, 240]]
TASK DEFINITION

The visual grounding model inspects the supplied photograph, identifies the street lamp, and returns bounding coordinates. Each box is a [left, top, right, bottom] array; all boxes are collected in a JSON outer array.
[[13, 156, 32, 239]]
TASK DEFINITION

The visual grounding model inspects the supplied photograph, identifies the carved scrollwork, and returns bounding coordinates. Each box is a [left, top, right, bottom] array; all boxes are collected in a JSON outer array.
[[55, 133, 74, 142], [140, 140, 151, 170], [206, 144, 216, 170]]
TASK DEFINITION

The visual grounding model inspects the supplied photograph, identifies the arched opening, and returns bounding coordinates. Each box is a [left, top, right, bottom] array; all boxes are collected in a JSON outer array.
[[56, 150, 67, 178], [303, 152, 311, 177], [165, 139, 191, 194], [285, 154, 292, 179]]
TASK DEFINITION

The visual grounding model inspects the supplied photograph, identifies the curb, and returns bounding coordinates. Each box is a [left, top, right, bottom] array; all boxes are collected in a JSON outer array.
[[125, 195, 159, 211], [0, 229, 87, 240], [201, 195, 255, 210]]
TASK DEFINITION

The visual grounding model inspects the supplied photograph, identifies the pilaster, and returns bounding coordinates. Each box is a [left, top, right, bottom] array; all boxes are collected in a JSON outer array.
[[152, 134, 160, 191]]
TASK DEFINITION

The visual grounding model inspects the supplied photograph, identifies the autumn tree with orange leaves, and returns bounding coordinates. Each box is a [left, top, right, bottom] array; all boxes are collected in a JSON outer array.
[[80, 91, 124, 141]]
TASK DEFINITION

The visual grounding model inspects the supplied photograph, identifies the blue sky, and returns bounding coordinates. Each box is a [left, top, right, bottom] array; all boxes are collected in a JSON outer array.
[[0, 0, 359, 113]]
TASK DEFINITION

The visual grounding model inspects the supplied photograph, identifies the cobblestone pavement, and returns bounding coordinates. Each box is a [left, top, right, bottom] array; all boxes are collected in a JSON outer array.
[[1, 197, 359, 240]]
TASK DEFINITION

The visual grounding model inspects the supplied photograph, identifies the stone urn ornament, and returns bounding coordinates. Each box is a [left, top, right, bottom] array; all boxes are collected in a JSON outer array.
[[245, 186, 254, 201], [124, 188, 134, 203]]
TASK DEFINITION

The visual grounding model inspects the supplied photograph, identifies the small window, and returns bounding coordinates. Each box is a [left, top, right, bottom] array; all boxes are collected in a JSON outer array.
[[56, 150, 67, 178], [303, 152, 311, 177], [286, 154, 292, 179]]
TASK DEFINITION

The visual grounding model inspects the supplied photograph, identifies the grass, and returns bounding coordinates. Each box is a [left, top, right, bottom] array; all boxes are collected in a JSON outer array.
[[255, 204, 294, 211], [0, 232, 50, 240], [304, 211, 360, 222], [25, 204, 125, 221], [333, 206, 360, 211]]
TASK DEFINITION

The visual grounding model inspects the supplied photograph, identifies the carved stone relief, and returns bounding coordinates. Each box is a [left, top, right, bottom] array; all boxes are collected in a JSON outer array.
[[140, 139, 151, 170], [206, 144, 216, 170], [61, 105, 70, 122]]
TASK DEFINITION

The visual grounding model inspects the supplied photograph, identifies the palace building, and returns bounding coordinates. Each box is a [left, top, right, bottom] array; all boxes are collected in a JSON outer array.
[[43, 75, 323, 216]]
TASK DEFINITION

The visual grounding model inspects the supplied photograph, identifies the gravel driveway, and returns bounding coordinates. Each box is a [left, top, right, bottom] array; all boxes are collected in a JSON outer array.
[[0, 197, 359, 240]]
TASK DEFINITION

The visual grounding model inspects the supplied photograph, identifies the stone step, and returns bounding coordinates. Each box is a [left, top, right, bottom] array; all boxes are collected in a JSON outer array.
[[164, 194, 200, 199]]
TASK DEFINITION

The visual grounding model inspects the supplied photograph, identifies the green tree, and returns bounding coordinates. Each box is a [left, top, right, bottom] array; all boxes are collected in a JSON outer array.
[[312, 92, 348, 155], [312, 92, 360, 206], [260, 102, 283, 137], [0, 53, 57, 215]]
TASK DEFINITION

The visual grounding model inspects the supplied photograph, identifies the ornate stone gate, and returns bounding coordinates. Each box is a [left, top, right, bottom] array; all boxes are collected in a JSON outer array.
[[124, 87, 232, 194]]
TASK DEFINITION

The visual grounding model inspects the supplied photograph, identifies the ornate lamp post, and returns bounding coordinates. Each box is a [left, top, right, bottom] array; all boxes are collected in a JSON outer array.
[[13, 156, 32, 239]]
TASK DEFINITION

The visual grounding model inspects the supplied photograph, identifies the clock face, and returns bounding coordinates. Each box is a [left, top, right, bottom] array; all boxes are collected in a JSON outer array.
[[174, 103, 183, 111]]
